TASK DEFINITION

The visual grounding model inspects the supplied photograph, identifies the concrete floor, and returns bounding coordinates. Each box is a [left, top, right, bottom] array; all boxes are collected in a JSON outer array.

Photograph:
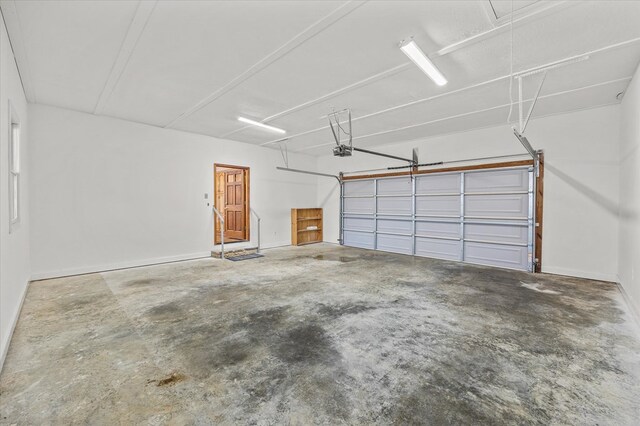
[[1, 244, 639, 424]]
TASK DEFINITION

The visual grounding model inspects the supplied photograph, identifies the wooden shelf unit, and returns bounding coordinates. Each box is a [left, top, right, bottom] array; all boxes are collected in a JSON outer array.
[[291, 208, 323, 246]]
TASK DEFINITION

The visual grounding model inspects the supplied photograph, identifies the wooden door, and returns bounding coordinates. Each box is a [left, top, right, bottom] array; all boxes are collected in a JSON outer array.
[[224, 169, 245, 239]]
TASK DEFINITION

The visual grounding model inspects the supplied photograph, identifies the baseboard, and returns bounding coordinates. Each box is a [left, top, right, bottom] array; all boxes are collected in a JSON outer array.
[[29, 243, 302, 281], [254, 241, 291, 250], [617, 282, 640, 331], [0, 279, 30, 374], [541, 266, 618, 283], [30, 252, 211, 281]]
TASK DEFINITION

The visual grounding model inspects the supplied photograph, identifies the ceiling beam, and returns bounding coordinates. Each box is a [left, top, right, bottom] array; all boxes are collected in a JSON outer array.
[[163, 0, 367, 129], [0, 0, 37, 102], [220, 0, 578, 140], [436, 1, 576, 57], [295, 76, 631, 153], [301, 100, 622, 156], [260, 37, 640, 147], [93, 0, 157, 115], [219, 61, 412, 139]]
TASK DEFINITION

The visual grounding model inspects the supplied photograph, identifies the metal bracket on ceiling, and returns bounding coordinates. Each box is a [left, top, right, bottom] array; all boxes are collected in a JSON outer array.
[[329, 109, 353, 157], [512, 69, 548, 178], [329, 107, 419, 168], [512, 55, 589, 130], [278, 140, 290, 168], [510, 55, 590, 174], [516, 71, 547, 135]]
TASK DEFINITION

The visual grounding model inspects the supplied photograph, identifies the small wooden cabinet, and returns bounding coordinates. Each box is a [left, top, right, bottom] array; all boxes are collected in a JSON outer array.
[[291, 208, 323, 246]]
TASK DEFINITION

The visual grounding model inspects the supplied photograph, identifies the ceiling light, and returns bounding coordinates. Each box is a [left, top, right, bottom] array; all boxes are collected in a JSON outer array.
[[399, 39, 447, 86], [238, 117, 286, 134]]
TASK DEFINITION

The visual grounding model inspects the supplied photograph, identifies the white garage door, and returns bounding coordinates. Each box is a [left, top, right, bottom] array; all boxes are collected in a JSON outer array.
[[341, 166, 534, 271]]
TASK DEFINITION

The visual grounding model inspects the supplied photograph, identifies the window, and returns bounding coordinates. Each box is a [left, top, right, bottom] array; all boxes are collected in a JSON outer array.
[[9, 111, 20, 231]]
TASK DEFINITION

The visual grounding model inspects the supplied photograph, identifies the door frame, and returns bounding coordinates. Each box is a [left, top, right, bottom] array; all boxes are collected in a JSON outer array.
[[214, 163, 250, 244]]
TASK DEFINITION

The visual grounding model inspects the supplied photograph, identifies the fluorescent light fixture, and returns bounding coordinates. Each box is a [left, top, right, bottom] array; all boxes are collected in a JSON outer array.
[[238, 116, 286, 134], [400, 40, 447, 86]]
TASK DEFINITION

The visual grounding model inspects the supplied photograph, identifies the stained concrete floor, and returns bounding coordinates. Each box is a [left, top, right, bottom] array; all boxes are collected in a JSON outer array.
[[1, 244, 640, 425]]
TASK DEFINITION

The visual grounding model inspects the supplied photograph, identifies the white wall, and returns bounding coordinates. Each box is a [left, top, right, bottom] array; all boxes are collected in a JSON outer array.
[[318, 105, 621, 282], [619, 64, 640, 320], [29, 104, 317, 279], [0, 16, 30, 368]]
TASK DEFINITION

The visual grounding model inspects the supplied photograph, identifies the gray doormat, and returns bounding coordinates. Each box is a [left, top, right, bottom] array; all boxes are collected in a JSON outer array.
[[227, 253, 264, 262]]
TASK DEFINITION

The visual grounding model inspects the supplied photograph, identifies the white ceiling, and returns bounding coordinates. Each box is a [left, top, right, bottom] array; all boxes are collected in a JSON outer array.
[[2, 0, 639, 156]]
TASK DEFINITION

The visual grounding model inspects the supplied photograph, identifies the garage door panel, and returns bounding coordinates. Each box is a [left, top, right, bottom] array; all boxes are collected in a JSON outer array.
[[377, 234, 412, 255], [416, 220, 460, 239], [343, 231, 374, 249], [377, 177, 412, 196], [416, 173, 460, 194], [343, 216, 374, 232], [344, 180, 374, 197], [465, 168, 529, 193], [465, 223, 528, 245], [342, 166, 533, 271], [465, 194, 528, 218], [415, 237, 461, 261], [464, 241, 528, 270], [344, 197, 375, 214], [416, 196, 459, 216], [378, 197, 412, 215], [377, 219, 412, 234]]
